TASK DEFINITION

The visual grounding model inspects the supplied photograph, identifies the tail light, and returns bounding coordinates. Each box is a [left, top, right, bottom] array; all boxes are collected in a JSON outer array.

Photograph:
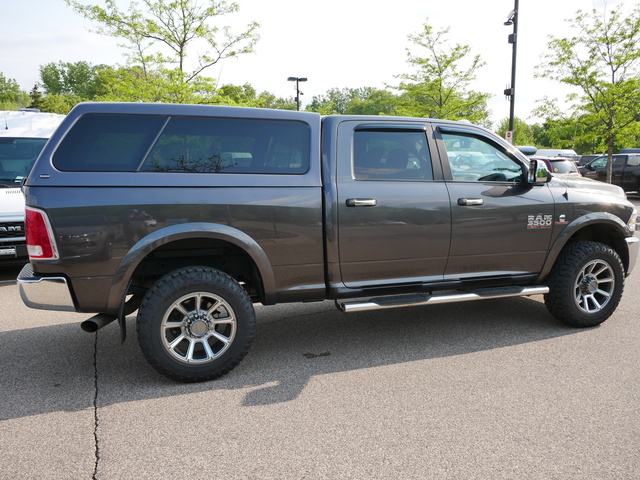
[[25, 207, 59, 260]]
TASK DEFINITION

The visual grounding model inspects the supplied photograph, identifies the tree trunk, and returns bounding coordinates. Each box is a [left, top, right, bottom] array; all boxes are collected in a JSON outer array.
[[606, 131, 614, 184]]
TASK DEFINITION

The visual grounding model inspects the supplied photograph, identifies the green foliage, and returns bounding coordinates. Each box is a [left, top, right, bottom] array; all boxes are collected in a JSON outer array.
[[27, 85, 45, 110], [39, 61, 108, 99], [40, 93, 82, 114], [211, 84, 296, 109], [0, 73, 29, 110], [495, 117, 536, 146], [94, 65, 217, 103], [537, 5, 640, 176], [306, 87, 399, 115], [395, 21, 491, 126], [65, 0, 259, 103]]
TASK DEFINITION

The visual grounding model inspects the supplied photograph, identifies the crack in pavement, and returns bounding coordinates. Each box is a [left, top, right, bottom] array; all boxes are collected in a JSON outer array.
[[92, 332, 100, 480]]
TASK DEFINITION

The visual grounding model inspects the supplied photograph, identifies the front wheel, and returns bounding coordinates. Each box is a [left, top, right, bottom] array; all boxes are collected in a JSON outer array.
[[137, 266, 256, 382], [544, 241, 625, 328]]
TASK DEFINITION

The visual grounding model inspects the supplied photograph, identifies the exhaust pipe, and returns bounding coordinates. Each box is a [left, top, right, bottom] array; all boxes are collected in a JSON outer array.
[[81, 313, 117, 333]]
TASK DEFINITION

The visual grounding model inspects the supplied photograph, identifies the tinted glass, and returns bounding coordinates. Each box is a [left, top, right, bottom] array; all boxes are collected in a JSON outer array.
[[0, 138, 48, 186], [140, 116, 310, 174], [441, 132, 523, 183], [353, 130, 433, 180], [550, 160, 578, 174], [53, 114, 167, 172]]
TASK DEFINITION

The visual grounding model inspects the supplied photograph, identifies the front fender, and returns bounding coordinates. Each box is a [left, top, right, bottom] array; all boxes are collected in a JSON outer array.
[[536, 212, 631, 282], [106, 222, 277, 312]]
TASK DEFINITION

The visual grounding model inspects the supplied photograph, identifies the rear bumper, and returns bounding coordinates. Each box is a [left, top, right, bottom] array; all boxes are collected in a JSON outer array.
[[626, 235, 640, 275], [17, 263, 76, 312]]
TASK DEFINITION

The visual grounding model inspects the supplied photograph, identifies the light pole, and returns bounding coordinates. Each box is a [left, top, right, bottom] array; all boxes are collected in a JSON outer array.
[[503, 0, 518, 143], [287, 76, 307, 111]]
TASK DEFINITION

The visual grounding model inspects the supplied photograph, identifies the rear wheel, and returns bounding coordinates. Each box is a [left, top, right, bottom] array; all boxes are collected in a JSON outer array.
[[544, 241, 624, 327], [137, 266, 255, 382]]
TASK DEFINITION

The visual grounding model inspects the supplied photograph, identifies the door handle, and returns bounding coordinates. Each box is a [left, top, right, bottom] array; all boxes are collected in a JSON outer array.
[[346, 198, 377, 207], [458, 198, 484, 206]]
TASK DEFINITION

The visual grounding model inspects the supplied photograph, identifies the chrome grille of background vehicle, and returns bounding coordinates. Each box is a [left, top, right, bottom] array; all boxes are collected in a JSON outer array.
[[0, 222, 25, 240]]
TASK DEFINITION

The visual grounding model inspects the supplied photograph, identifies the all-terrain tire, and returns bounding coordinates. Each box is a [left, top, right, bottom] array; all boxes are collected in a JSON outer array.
[[137, 266, 256, 382], [544, 241, 624, 328]]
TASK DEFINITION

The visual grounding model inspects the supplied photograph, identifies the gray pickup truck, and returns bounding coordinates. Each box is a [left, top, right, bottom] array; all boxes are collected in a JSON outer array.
[[581, 153, 640, 193], [18, 102, 639, 382]]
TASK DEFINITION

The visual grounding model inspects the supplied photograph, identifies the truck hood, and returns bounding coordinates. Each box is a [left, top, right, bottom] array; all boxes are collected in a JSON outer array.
[[552, 175, 627, 198], [0, 188, 26, 220]]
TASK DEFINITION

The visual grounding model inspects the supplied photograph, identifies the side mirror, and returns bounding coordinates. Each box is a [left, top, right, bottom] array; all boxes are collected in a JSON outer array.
[[528, 158, 552, 184]]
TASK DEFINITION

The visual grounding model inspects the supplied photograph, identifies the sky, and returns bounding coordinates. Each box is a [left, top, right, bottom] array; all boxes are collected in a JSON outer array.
[[2, 0, 628, 127]]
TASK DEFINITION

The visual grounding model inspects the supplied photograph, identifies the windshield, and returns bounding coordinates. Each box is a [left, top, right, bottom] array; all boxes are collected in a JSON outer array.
[[0, 137, 48, 187], [551, 160, 578, 174]]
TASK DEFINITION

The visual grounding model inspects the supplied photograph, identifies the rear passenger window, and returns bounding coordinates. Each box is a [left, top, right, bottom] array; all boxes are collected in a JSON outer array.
[[53, 114, 311, 174], [353, 130, 433, 181]]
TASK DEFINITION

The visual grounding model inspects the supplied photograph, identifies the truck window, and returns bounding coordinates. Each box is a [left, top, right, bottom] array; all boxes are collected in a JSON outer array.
[[140, 116, 310, 174], [53, 114, 311, 174], [53, 114, 168, 172], [353, 130, 433, 181], [0, 138, 48, 186], [441, 132, 523, 183]]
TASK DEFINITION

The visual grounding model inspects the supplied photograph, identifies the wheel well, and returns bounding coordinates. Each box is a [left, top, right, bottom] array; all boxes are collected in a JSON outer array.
[[129, 237, 264, 302], [568, 224, 629, 270]]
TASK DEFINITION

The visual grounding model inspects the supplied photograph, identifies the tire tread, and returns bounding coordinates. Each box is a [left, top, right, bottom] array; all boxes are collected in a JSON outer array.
[[137, 266, 256, 382], [544, 241, 624, 328]]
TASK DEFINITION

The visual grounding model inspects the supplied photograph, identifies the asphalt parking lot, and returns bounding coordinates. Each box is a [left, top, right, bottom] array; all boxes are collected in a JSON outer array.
[[1, 199, 639, 479]]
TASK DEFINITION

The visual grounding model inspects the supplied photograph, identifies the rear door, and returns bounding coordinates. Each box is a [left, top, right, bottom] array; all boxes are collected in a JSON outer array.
[[621, 155, 640, 192], [585, 155, 627, 183], [435, 124, 555, 280], [335, 121, 451, 288]]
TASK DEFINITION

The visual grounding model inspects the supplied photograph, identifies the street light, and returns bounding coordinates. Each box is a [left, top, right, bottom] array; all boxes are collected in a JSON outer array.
[[503, 0, 518, 143], [288, 76, 307, 111]]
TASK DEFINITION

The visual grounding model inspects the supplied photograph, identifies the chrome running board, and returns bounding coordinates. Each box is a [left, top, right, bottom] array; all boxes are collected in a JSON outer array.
[[337, 285, 549, 313]]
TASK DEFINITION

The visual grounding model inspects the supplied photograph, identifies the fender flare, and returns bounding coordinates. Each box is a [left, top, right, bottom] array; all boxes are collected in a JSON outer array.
[[536, 212, 630, 282], [106, 222, 277, 313]]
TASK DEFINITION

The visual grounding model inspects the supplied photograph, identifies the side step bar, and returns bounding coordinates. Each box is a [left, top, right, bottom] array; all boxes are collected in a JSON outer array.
[[337, 285, 549, 314]]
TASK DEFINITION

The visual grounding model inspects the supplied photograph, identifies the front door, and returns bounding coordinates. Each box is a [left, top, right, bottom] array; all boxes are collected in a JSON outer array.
[[435, 125, 555, 280]]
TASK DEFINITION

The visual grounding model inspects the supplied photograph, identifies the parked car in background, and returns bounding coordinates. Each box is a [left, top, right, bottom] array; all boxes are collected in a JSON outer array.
[[0, 110, 65, 265], [534, 148, 580, 163], [533, 156, 581, 177], [578, 154, 605, 167], [620, 148, 640, 154], [516, 146, 537, 157], [581, 153, 640, 193]]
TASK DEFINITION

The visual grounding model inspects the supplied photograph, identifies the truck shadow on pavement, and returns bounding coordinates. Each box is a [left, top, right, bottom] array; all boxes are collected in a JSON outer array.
[[0, 294, 587, 419]]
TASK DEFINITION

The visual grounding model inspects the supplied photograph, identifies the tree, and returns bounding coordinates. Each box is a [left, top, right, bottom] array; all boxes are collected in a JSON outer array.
[[40, 93, 82, 114], [39, 61, 108, 99], [211, 84, 296, 109], [28, 85, 45, 111], [395, 21, 491, 126], [537, 5, 640, 182], [0, 72, 29, 110], [306, 87, 399, 115], [65, 0, 259, 103], [495, 117, 536, 147]]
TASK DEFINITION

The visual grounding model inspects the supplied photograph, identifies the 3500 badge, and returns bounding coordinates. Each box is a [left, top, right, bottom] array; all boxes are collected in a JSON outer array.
[[527, 214, 553, 229]]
